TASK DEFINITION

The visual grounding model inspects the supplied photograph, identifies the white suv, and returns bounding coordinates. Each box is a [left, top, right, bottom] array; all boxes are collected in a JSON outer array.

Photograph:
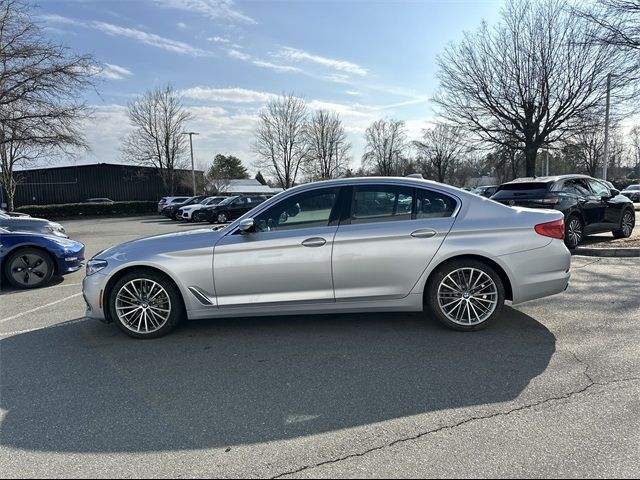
[[179, 196, 226, 222]]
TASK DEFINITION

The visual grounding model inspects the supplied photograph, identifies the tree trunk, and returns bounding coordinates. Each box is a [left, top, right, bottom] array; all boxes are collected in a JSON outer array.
[[524, 145, 538, 177]]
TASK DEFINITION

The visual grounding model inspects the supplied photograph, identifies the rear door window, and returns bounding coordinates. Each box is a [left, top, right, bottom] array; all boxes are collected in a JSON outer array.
[[416, 189, 457, 218], [350, 185, 413, 225]]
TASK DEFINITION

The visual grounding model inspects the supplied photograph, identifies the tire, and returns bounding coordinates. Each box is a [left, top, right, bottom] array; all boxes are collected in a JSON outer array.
[[565, 214, 584, 249], [613, 209, 635, 239], [425, 259, 505, 331], [217, 211, 229, 223], [192, 211, 202, 223], [108, 269, 185, 339], [3, 248, 55, 289]]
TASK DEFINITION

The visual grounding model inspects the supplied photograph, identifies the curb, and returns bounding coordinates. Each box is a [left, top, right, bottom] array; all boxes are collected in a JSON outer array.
[[572, 247, 640, 258]]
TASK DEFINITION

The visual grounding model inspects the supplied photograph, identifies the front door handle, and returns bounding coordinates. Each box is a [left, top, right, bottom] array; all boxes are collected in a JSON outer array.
[[302, 237, 327, 247], [411, 229, 437, 239]]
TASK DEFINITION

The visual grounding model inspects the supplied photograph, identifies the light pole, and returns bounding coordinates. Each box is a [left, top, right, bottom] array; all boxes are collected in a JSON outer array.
[[183, 131, 199, 195], [603, 73, 614, 181]]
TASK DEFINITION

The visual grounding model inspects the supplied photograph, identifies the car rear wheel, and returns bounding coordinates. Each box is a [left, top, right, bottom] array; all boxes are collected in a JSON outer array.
[[565, 215, 583, 249], [217, 211, 229, 223], [613, 209, 635, 239], [426, 259, 505, 331], [3, 248, 55, 289], [108, 269, 184, 339]]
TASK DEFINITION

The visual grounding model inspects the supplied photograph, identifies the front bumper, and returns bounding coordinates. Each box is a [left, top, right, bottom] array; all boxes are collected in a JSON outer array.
[[82, 272, 109, 322], [55, 246, 85, 275]]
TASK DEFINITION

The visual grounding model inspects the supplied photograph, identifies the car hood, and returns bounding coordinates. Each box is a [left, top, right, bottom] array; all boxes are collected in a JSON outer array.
[[97, 228, 223, 261]]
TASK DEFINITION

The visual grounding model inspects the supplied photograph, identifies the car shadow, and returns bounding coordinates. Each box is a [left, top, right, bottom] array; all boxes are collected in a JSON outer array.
[[0, 307, 555, 453], [0, 275, 65, 293]]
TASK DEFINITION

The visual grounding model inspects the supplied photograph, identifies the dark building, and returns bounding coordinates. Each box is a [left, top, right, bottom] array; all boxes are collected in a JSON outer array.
[[2, 163, 203, 208]]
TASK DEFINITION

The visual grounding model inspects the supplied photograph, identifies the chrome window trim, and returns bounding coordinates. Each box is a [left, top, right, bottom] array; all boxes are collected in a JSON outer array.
[[221, 178, 463, 238]]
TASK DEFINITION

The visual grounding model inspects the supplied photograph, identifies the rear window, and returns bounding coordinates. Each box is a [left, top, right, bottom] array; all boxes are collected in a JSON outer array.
[[496, 182, 550, 191]]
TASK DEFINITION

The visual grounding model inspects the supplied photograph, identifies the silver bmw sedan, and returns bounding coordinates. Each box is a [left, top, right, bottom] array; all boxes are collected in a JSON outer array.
[[83, 177, 571, 338]]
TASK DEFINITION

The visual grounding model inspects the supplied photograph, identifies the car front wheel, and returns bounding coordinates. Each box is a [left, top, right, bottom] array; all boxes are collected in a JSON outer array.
[[192, 211, 202, 223], [108, 269, 184, 339], [426, 259, 505, 331], [613, 209, 635, 239], [3, 248, 55, 289]]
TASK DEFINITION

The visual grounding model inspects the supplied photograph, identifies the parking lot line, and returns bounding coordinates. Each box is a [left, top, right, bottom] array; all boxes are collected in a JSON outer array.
[[0, 292, 83, 323], [0, 318, 89, 337]]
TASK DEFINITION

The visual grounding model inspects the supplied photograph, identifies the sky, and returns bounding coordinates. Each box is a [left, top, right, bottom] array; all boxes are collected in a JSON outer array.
[[38, 0, 505, 175]]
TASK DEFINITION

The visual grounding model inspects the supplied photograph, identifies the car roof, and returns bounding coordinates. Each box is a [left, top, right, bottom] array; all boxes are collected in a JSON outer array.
[[504, 174, 595, 184]]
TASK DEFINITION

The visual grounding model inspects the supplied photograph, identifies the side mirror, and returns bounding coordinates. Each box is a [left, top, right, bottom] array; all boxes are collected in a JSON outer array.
[[238, 218, 255, 233], [610, 189, 620, 196]]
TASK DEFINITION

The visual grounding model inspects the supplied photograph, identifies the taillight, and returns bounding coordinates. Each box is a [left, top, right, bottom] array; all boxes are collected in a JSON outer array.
[[532, 198, 560, 205], [535, 219, 565, 239]]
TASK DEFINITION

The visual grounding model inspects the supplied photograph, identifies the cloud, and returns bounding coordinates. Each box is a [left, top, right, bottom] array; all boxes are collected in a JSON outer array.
[[277, 47, 368, 76], [182, 87, 277, 103], [177, 22, 189, 29], [251, 60, 302, 73], [157, 0, 257, 25], [208, 36, 231, 43], [93, 22, 210, 57], [38, 14, 84, 27], [99, 63, 134, 80], [227, 49, 251, 61]]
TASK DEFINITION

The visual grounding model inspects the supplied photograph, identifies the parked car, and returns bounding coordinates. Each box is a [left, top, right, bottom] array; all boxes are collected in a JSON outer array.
[[471, 185, 498, 198], [83, 177, 571, 339], [0, 212, 68, 238], [0, 209, 31, 218], [621, 184, 640, 203], [0, 227, 84, 289], [157, 196, 189, 214], [492, 175, 635, 248], [178, 196, 227, 222], [84, 198, 114, 204], [200, 195, 267, 224], [162, 196, 208, 220]]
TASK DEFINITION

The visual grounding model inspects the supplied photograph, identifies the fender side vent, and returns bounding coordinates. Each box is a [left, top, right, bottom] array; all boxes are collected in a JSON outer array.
[[188, 286, 215, 306]]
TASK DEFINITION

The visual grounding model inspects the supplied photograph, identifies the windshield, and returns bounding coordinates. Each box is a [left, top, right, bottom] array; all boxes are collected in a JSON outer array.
[[627, 185, 640, 191], [217, 196, 238, 206]]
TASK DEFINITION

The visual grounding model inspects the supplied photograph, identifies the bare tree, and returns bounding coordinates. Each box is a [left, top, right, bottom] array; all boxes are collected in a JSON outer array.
[[563, 127, 606, 177], [630, 125, 640, 173], [303, 110, 351, 180], [253, 94, 308, 189], [121, 85, 192, 195], [413, 123, 467, 183], [577, 0, 640, 51], [0, 0, 95, 210], [434, 0, 632, 177], [362, 119, 410, 176]]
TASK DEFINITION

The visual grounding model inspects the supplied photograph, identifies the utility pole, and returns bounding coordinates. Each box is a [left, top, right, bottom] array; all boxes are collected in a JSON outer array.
[[183, 132, 199, 195], [603, 73, 612, 181], [545, 147, 549, 176]]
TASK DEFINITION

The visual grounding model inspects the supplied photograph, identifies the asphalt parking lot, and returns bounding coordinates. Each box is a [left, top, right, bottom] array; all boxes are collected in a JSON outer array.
[[1, 216, 639, 478]]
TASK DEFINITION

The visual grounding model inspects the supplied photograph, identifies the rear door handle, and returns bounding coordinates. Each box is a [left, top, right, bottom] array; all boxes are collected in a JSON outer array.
[[411, 229, 437, 239], [302, 237, 327, 247]]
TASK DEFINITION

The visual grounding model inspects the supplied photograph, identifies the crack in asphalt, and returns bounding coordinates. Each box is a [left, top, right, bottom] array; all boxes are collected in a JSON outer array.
[[571, 258, 602, 270], [271, 354, 640, 479]]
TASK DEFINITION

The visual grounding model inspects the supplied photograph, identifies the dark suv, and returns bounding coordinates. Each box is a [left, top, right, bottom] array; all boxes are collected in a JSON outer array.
[[162, 196, 208, 220], [492, 175, 635, 248], [200, 195, 267, 224]]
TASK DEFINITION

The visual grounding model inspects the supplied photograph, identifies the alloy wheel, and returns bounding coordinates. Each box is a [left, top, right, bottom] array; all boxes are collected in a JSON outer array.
[[115, 279, 172, 334], [567, 217, 583, 248], [437, 268, 498, 326], [9, 253, 50, 287], [622, 211, 635, 237], [217, 212, 228, 223]]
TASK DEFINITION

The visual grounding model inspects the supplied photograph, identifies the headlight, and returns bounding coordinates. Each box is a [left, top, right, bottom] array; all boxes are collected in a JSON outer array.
[[86, 259, 108, 276]]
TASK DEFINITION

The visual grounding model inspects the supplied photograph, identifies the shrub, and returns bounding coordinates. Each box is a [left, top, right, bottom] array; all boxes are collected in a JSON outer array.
[[16, 201, 157, 219]]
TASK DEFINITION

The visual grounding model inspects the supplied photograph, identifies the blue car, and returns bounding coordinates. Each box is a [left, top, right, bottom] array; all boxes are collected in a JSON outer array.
[[0, 227, 85, 289]]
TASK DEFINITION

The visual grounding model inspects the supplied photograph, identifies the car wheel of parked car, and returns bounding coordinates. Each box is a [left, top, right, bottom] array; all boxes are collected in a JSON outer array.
[[217, 211, 229, 223], [565, 215, 583, 249], [613, 209, 635, 239], [425, 259, 505, 331], [3, 248, 55, 289], [192, 211, 202, 223], [108, 269, 185, 339]]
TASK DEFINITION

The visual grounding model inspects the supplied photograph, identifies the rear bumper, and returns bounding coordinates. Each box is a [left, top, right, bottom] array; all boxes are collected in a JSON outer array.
[[499, 240, 571, 304]]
